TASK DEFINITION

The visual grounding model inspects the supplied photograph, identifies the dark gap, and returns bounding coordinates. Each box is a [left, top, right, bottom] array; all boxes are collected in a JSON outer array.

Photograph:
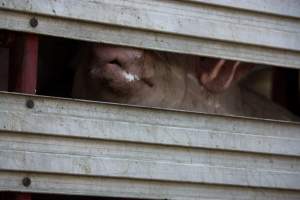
[[0, 31, 299, 120]]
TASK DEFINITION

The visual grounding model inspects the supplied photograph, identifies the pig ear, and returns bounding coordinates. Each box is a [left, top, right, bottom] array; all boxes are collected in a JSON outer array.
[[197, 58, 253, 93]]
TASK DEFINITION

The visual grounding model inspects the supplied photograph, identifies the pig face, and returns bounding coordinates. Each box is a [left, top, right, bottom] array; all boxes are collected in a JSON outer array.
[[87, 44, 148, 93], [72, 44, 190, 107], [72, 43, 299, 120], [73, 44, 253, 107]]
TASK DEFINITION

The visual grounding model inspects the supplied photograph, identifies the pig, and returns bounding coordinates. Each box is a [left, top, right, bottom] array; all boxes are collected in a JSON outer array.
[[72, 43, 297, 121]]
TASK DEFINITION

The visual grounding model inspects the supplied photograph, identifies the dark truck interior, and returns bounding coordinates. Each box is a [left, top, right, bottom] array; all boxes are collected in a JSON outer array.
[[0, 31, 299, 120], [1, 192, 149, 200]]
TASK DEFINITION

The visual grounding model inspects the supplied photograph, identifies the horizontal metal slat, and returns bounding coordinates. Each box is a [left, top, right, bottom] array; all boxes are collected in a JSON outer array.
[[0, 92, 300, 197], [0, 0, 300, 69], [1, 172, 300, 200], [1, 132, 300, 190], [1, 0, 300, 51], [188, 0, 300, 18], [0, 92, 299, 156]]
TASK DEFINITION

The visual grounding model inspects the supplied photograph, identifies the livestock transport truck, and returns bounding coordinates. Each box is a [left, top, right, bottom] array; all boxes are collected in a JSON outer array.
[[0, 0, 300, 200]]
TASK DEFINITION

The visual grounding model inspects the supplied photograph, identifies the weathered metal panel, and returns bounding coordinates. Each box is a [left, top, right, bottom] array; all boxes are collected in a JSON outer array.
[[1, 172, 300, 200], [0, 92, 300, 199], [1, 0, 299, 51], [1, 132, 300, 189], [188, 0, 300, 18], [0, 0, 300, 69], [0, 92, 299, 156]]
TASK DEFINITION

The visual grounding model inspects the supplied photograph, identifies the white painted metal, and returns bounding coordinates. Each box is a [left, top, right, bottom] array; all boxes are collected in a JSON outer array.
[[1, 132, 300, 189], [0, 92, 300, 199], [0, 92, 299, 156], [1, 172, 300, 200], [2, 0, 299, 51], [188, 0, 300, 18], [0, 0, 300, 69], [2, 172, 300, 200]]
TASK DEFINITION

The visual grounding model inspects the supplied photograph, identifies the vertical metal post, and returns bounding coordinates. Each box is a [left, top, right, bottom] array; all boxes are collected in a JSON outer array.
[[15, 193, 31, 200], [9, 33, 39, 94], [6, 32, 37, 200], [15, 34, 39, 94]]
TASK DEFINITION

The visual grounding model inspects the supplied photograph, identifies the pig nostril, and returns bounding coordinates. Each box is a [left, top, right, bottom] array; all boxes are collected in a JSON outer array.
[[141, 78, 154, 88], [109, 59, 121, 67]]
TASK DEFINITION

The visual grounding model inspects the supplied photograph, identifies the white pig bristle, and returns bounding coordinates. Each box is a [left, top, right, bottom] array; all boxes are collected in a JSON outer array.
[[122, 71, 140, 82]]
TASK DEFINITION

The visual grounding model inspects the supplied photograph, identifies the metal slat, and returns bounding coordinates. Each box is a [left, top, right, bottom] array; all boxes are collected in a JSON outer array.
[[1, 0, 299, 51], [0, 0, 300, 69], [1, 132, 300, 190], [187, 0, 300, 18], [0, 92, 299, 156], [1, 172, 300, 200], [0, 92, 299, 198]]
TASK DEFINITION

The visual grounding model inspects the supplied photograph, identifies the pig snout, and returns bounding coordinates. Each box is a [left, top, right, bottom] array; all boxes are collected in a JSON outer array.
[[90, 45, 143, 82], [89, 44, 147, 86]]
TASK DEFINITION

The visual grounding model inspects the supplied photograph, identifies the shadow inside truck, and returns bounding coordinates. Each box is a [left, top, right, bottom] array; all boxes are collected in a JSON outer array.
[[0, 33, 299, 121]]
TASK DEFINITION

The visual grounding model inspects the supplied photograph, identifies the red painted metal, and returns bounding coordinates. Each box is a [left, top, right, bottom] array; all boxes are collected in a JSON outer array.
[[5, 32, 38, 200], [8, 33, 39, 94], [14, 34, 39, 94], [15, 193, 31, 200]]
